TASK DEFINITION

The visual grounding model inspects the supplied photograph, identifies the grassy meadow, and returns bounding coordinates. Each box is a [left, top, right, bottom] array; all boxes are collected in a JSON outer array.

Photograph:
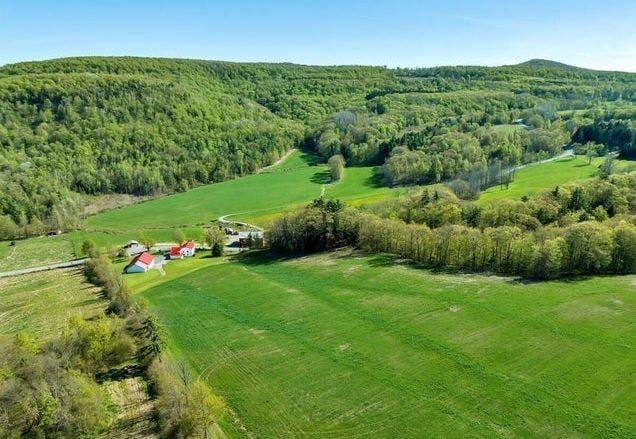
[[477, 155, 603, 204], [140, 249, 636, 438], [0, 150, 401, 271], [0, 268, 104, 341], [0, 236, 77, 272], [86, 150, 399, 231]]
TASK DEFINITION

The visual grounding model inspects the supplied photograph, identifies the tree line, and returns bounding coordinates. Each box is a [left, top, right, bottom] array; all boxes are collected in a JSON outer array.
[[269, 173, 636, 278]]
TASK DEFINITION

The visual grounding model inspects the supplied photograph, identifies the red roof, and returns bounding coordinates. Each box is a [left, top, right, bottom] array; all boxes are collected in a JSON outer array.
[[169, 246, 181, 256], [182, 241, 195, 250], [135, 252, 155, 266]]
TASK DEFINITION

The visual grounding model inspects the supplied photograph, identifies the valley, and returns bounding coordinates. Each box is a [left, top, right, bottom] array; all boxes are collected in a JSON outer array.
[[0, 55, 634, 438]]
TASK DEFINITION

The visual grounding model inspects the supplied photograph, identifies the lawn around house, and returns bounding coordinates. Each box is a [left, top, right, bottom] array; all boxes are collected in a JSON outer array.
[[119, 252, 229, 294], [140, 249, 636, 438]]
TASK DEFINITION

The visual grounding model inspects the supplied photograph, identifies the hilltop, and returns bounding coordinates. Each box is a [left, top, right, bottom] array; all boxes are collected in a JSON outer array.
[[515, 58, 585, 70]]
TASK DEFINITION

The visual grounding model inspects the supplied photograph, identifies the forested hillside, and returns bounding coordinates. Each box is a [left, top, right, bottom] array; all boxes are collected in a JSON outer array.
[[0, 57, 634, 239]]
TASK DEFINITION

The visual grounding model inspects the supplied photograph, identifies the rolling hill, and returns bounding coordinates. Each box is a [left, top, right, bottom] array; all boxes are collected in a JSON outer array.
[[1, 56, 635, 242], [514, 58, 586, 70]]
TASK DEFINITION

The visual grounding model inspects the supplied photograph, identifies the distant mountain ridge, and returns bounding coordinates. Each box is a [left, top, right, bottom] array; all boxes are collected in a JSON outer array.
[[0, 56, 627, 74], [514, 58, 588, 70]]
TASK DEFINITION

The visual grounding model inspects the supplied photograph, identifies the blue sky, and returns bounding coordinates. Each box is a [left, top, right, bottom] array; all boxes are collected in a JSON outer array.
[[1, 0, 634, 71]]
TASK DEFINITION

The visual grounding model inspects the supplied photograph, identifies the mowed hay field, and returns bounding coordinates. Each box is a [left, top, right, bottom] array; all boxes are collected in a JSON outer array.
[[0, 268, 104, 341], [141, 250, 636, 437], [0, 237, 76, 272]]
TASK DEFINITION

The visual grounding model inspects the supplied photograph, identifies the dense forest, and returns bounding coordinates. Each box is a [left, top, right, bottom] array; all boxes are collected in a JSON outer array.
[[0, 57, 634, 239]]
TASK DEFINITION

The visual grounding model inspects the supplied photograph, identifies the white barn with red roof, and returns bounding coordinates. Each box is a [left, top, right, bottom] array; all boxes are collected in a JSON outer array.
[[124, 252, 156, 273]]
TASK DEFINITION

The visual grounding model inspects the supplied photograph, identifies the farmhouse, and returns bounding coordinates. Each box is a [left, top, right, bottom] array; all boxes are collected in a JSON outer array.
[[124, 252, 155, 273], [168, 241, 196, 259], [238, 231, 264, 248]]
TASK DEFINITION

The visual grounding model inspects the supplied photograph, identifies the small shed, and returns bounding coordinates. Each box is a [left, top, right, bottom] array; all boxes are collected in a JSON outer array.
[[123, 240, 144, 256], [238, 231, 264, 249]]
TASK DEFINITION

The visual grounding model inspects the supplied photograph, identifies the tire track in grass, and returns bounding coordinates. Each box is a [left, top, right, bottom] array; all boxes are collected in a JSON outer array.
[[182, 267, 495, 437], [248, 259, 633, 437], [164, 273, 454, 436], [163, 280, 306, 438]]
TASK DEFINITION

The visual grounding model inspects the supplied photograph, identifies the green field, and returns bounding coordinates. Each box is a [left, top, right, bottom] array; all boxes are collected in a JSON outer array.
[[86, 164, 324, 231], [0, 153, 627, 272], [140, 250, 636, 437], [86, 151, 398, 231], [0, 236, 77, 272], [0, 151, 401, 271], [0, 268, 104, 341], [240, 165, 403, 227], [477, 155, 603, 204]]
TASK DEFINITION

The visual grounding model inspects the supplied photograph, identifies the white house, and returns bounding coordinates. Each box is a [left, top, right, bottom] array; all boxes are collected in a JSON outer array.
[[168, 241, 196, 259]]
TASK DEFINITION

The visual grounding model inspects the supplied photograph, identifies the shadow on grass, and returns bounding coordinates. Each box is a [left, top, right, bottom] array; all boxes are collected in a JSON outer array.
[[505, 273, 605, 286], [310, 170, 331, 184], [234, 249, 326, 267], [298, 150, 322, 166], [233, 247, 614, 286], [73, 297, 104, 308], [364, 166, 386, 188]]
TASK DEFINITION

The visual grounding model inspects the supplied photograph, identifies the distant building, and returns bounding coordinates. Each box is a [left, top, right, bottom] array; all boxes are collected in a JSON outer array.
[[123, 239, 144, 255], [238, 231, 264, 249], [124, 252, 155, 273], [168, 241, 196, 259]]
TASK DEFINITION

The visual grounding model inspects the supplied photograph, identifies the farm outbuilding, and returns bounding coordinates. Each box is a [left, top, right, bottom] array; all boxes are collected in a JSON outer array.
[[124, 252, 155, 273], [238, 231, 264, 248], [123, 240, 144, 256]]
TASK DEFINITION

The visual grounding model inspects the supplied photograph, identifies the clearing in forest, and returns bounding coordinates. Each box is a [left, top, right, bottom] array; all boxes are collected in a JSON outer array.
[[477, 155, 603, 203]]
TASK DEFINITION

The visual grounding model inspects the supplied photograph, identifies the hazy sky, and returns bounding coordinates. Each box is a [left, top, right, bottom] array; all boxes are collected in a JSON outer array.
[[1, 0, 635, 71]]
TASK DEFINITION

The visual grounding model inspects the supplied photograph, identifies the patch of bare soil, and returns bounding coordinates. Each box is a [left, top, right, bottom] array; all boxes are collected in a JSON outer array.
[[103, 377, 157, 439]]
